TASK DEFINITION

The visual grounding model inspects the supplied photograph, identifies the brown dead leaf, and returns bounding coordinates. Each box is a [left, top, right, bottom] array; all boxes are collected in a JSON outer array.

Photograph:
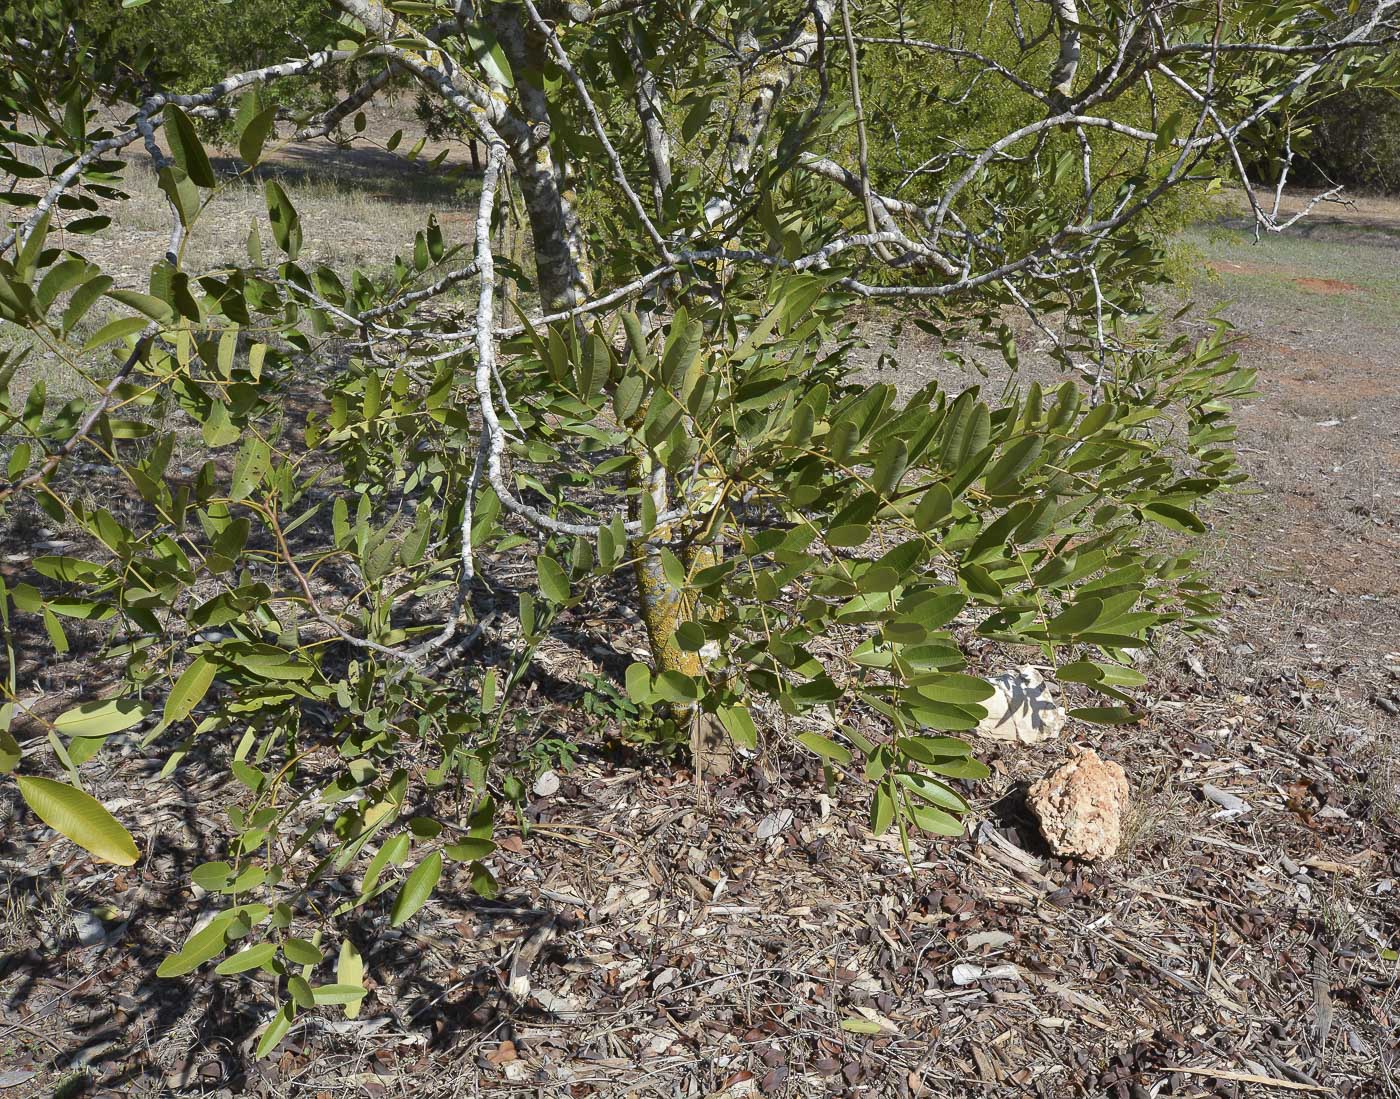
[[485, 1039, 518, 1065], [1302, 856, 1359, 876]]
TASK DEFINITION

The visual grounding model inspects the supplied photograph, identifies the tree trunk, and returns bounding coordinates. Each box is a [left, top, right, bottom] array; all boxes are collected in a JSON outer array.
[[485, 2, 592, 312], [628, 455, 733, 778]]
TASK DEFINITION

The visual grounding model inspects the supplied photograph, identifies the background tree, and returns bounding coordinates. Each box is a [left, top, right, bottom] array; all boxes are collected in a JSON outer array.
[[0, 0, 1395, 1049]]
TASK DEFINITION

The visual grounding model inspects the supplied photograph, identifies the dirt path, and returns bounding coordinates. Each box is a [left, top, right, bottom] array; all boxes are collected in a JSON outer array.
[[1183, 211, 1400, 712]]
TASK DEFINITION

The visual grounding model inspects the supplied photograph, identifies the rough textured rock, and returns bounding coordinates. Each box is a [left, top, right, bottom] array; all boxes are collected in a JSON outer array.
[[1029, 746, 1129, 861], [975, 666, 1067, 744]]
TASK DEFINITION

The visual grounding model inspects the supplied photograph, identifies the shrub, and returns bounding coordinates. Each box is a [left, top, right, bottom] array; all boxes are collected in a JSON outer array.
[[0, 0, 1389, 1051]]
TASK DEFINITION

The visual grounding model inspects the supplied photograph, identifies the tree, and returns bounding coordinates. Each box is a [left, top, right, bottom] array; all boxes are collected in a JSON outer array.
[[1, 0, 1394, 1049]]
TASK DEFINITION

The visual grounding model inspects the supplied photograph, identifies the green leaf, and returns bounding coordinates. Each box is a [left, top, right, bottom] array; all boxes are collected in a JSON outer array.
[[613, 373, 645, 424], [310, 983, 368, 1006], [870, 781, 895, 835], [1047, 598, 1104, 636], [660, 309, 703, 388], [63, 274, 112, 334], [43, 606, 69, 653], [283, 937, 323, 966], [1142, 502, 1206, 534], [959, 563, 1003, 601], [166, 657, 216, 724], [53, 698, 151, 739], [165, 106, 216, 188], [217, 642, 312, 681], [192, 861, 233, 891], [896, 736, 972, 765], [37, 257, 92, 313], [872, 437, 909, 497], [463, 22, 515, 87], [653, 670, 701, 703], [390, 850, 442, 927], [336, 940, 365, 1018], [16, 775, 138, 865], [288, 975, 315, 1008], [230, 437, 272, 501], [361, 833, 409, 896], [215, 941, 277, 975], [840, 1017, 887, 1034], [925, 756, 990, 780], [240, 105, 279, 168], [914, 482, 953, 527], [896, 590, 966, 631], [914, 674, 996, 706], [536, 555, 570, 603], [895, 771, 969, 813], [62, 215, 112, 236], [443, 838, 496, 861], [0, 730, 20, 774], [796, 731, 851, 764], [159, 914, 236, 977], [83, 315, 148, 352], [717, 705, 758, 750], [255, 1002, 295, 1057], [264, 180, 302, 260], [984, 436, 1043, 495], [157, 166, 201, 227], [906, 802, 966, 836], [624, 662, 653, 704], [470, 861, 498, 899], [827, 524, 870, 548], [16, 211, 50, 279], [201, 400, 240, 448]]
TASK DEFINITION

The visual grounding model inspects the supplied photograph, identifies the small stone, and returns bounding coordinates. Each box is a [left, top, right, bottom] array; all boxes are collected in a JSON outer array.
[[1028, 746, 1129, 861], [73, 910, 107, 947], [1201, 783, 1252, 821], [755, 809, 793, 841], [951, 962, 1020, 985], [975, 666, 1066, 744], [531, 770, 560, 797]]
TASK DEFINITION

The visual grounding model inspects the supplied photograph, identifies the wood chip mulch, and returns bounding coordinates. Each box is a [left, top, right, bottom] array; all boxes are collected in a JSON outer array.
[[1, 649, 1396, 1098]]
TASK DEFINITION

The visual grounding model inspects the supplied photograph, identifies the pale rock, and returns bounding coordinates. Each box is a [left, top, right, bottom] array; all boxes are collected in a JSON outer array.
[[951, 962, 1021, 985], [1028, 746, 1129, 861], [755, 808, 793, 841], [1201, 783, 1251, 821], [974, 666, 1066, 744], [532, 770, 560, 797], [73, 910, 107, 947], [962, 930, 1015, 951]]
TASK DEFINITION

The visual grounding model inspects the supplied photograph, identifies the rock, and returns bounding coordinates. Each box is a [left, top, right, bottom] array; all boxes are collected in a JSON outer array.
[[755, 808, 793, 841], [951, 962, 1021, 986], [531, 770, 560, 797], [1028, 746, 1129, 861], [975, 666, 1066, 744], [73, 910, 107, 947], [962, 930, 1015, 951], [1201, 783, 1252, 821]]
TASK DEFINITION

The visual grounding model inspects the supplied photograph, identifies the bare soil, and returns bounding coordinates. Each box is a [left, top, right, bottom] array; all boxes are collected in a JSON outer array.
[[0, 126, 1396, 1099]]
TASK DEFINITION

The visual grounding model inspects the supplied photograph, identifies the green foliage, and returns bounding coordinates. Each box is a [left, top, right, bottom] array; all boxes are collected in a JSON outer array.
[[1295, 83, 1400, 193], [79, 0, 334, 97], [0, 0, 1367, 1055]]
